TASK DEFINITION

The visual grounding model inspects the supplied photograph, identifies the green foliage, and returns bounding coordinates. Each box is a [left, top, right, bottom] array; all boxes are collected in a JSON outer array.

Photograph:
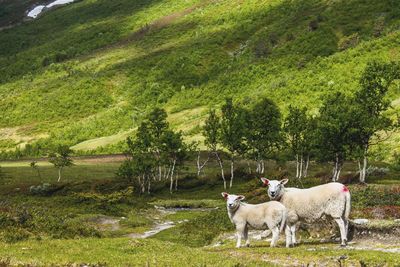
[[118, 107, 191, 194], [315, 92, 356, 178], [220, 98, 247, 158], [246, 98, 282, 162], [48, 145, 74, 168], [203, 109, 220, 152]]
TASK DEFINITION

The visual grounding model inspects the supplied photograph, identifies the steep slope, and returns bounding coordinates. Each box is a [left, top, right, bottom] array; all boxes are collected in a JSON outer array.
[[0, 0, 399, 159]]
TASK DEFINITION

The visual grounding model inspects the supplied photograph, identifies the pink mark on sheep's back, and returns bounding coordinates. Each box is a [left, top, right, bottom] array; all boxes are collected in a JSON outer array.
[[342, 186, 349, 193]]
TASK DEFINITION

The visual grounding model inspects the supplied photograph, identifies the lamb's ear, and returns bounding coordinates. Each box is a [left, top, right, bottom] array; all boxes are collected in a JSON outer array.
[[237, 195, 245, 201], [221, 192, 229, 199], [261, 177, 270, 186], [280, 178, 289, 185]]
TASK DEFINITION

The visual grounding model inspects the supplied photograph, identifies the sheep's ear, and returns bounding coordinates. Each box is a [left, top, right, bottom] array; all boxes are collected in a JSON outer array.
[[280, 178, 289, 185], [261, 177, 270, 186], [237, 195, 245, 201], [221, 192, 229, 199]]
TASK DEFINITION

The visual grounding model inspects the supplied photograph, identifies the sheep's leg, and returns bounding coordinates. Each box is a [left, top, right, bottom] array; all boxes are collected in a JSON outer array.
[[270, 227, 279, 247], [285, 225, 292, 248], [344, 218, 349, 239], [334, 218, 347, 247], [236, 224, 245, 248], [290, 225, 297, 245], [244, 225, 250, 247]]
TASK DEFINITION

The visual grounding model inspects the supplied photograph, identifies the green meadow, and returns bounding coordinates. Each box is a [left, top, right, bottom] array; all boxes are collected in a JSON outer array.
[[0, 158, 399, 266]]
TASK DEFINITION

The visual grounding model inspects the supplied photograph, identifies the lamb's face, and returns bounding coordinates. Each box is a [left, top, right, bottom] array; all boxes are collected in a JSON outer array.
[[261, 178, 288, 200], [221, 192, 245, 210]]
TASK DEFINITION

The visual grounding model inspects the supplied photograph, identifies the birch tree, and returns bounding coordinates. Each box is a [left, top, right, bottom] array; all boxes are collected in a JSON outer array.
[[284, 106, 313, 179], [316, 93, 354, 182], [203, 109, 226, 188], [246, 98, 282, 174], [220, 98, 247, 188], [49, 145, 74, 182], [352, 61, 400, 183]]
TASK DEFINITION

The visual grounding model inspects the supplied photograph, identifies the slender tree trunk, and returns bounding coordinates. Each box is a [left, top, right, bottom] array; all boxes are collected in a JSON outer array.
[[230, 156, 234, 188], [299, 154, 304, 179], [147, 176, 151, 194], [332, 154, 343, 182], [295, 154, 299, 179], [57, 167, 62, 182], [141, 174, 145, 193], [336, 165, 342, 182], [332, 154, 338, 182], [175, 171, 178, 191], [165, 165, 171, 181], [359, 145, 368, 184], [261, 160, 265, 174], [170, 159, 176, 193], [197, 151, 210, 176], [215, 152, 226, 189], [247, 161, 251, 174], [303, 155, 310, 178], [137, 176, 141, 195], [255, 159, 260, 173]]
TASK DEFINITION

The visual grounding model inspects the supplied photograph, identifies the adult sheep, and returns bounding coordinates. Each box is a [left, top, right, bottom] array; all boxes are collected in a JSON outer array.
[[260, 178, 351, 247], [221, 192, 287, 248]]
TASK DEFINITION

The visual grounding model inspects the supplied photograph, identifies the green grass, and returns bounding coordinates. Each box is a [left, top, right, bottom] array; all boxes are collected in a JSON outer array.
[[0, 238, 269, 266], [0, 237, 398, 266], [0, 160, 399, 265], [0, 0, 400, 162]]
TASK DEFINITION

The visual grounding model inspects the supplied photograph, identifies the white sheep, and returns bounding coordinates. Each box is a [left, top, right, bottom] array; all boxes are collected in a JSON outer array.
[[260, 178, 351, 247], [221, 192, 287, 248]]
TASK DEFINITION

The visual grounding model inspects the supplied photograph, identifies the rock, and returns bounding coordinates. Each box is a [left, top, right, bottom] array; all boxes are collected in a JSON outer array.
[[353, 219, 369, 225]]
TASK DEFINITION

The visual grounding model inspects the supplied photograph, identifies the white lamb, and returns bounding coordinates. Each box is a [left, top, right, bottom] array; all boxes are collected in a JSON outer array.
[[221, 192, 287, 248], [260, 178, 351, 247]]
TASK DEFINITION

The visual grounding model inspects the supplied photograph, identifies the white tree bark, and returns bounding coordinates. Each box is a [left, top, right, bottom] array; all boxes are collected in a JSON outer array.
[[359, 145, 368, 183], [170, 159, 176, 193], [57, 167, 62, 182], [261, 160, 265, 174], [215, 152, 226, 189], [196, 151, 210, 176], [295, 154, 299, 179], [230, 158, 234, 188], [299, 154, 304, 179], [303, 155, 310, 178]]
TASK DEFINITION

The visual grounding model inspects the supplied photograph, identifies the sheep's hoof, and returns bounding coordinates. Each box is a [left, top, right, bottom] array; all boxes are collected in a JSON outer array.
[[340, 243, 347, 247]]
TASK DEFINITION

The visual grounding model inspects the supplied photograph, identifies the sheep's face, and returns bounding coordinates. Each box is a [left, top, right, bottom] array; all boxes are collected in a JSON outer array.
[[261, 178, 288, 200], [221, 192, 245, 210]]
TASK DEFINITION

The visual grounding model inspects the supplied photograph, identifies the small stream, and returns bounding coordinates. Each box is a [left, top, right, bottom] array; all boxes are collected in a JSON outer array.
[[129, 206, 217, 239], [27, 0, 76, 18], [97, 206, 217, 239]]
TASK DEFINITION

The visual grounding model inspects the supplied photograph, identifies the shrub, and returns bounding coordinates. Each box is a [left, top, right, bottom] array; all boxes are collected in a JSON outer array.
[[338, 33, 360, 51], [0, 227, 31, 243]]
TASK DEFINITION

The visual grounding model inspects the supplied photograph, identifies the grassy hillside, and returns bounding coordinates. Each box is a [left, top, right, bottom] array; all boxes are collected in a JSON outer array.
[[0, 0, 400, 159]]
